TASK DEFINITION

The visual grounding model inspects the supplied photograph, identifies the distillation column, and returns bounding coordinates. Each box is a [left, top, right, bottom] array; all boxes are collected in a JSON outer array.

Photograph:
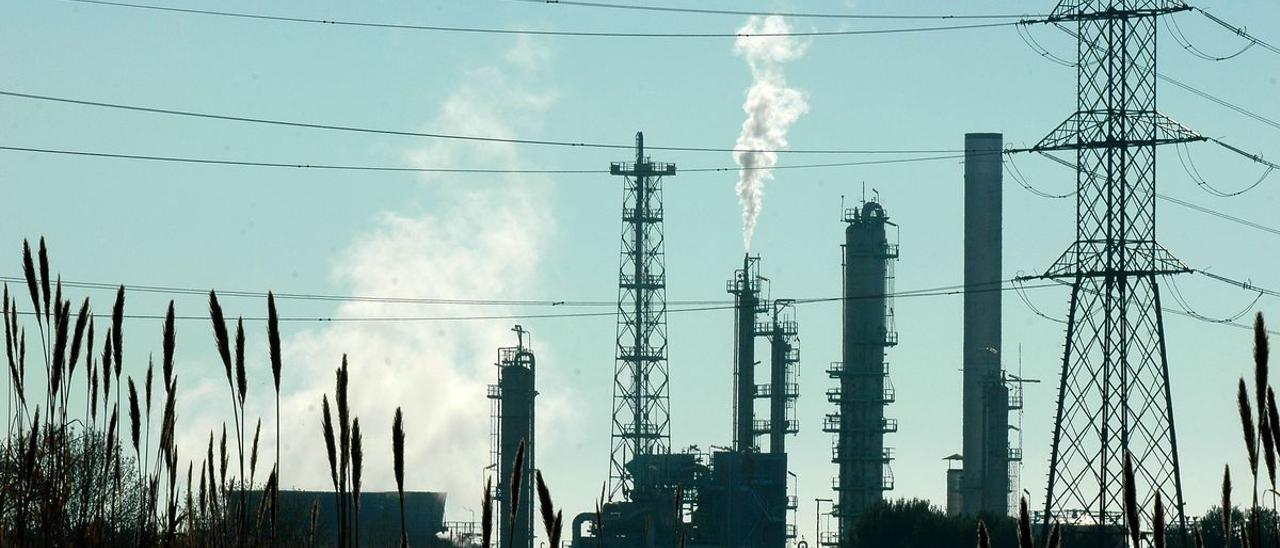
[[766, 300, 799, 455], [826, 201, 898, 545], [728, 254, 763, 452], [489, 326, 537, 548]]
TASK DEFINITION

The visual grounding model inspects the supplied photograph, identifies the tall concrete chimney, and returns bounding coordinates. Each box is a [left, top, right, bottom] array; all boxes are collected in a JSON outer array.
[[960, 132, 1009, 516]]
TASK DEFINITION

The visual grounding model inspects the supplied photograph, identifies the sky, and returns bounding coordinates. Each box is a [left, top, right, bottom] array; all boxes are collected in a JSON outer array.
[[2, 0, 1280, 543]]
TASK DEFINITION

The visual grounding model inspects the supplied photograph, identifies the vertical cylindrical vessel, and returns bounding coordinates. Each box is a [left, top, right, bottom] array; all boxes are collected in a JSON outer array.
[[827, 201, 897, 545], [731, 254, 760, 452], [497, 346, 536, 548], [961, 132, 1009, 516], [769, 326, 788, 454]]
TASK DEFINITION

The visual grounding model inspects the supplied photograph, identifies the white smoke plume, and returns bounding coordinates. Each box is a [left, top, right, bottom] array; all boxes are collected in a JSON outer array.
[[732, 15, 810, 250], [197, 41, 567, 504]]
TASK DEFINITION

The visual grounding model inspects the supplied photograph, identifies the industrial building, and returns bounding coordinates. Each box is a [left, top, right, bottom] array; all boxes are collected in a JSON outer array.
[[495, 131, 1048, 548], [562, 144, 802, 547], [569, 254, 799, 548]]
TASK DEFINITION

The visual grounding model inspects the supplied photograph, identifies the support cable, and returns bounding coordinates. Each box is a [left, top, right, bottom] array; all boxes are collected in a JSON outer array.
[[1005, 152, 1075, 199], [1163, 14, 1255, 61], [1195, 8, 1280, 57], [1014, 22, 1076, 67], [1045, 277, 1280, 336], [1014, 274, 1067, 324], [1175, 141, 1275, 198], [1163, 273, 1261, 324]]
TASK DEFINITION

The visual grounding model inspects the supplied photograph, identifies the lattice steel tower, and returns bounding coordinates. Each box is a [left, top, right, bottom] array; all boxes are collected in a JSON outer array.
[[1030, 0, 1202, 542], [608, 132, 677, 499]]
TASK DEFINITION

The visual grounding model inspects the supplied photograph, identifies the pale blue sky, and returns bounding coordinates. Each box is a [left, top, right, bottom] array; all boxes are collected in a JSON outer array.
[[2, 0, 1279, 542]]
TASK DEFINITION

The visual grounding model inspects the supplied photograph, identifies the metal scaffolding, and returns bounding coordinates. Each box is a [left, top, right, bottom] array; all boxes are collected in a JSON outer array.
[[608, 132, 677, 500]]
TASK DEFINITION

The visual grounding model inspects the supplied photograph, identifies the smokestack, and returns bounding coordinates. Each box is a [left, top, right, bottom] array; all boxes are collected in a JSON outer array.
[[729, 254, 761, 452], [960, 132, 1009, 516]]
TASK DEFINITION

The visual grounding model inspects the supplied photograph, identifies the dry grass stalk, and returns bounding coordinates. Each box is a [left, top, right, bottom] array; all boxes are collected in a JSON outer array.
[[352, 417, 363, 548], [1153, 492, 1166, 548], [595, 482, 605, 548], [235, 318, 246, 407], [1241, 378, 1260, 476], [1047, 523, 1061, 548], [128, 378, 141, 455], [336, 356, 351, 547], [163, 301, 175, 389], [507, 439, 526, 548], [1269, 388, 1280, 488], [21, 240, 40, 329], [250, 419, 262, 484], [209, 292, 233, 387], [37, 239, 50, 322], [1017, 496, 1033, 548], [267, 291, 282, 542], [1224, 465, 1233, 545], [322, 396, 339, 497], [393, 407, 407, 548], [1123, 452, 1140, 548], [309, 499, 320, 548], [536, 470, 557, 547], [977, 520, 991, 548], [1257, 313, 1277, 489], [482, 477, 494, 548], [111, 286, 123, 378]]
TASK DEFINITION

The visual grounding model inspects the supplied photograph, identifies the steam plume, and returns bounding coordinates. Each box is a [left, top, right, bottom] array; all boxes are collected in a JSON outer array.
[[732, 15, 810, 249]]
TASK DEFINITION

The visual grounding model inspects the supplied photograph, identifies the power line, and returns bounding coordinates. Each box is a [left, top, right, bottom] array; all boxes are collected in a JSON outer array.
[[500, 0, 1041, 20], [1046, 23, 1279, 132], [1156, 193, 1280, 238], [0, 144, 970, 174], [1026, 151, 1280, 238], [1159, 74, 1280, 132], [3, 279, 1058, 321], [63, 0, 1027, 39], [0, 90, 962, 156], [1195, 270, 1280, 300], [12, 138, 1278, 241]]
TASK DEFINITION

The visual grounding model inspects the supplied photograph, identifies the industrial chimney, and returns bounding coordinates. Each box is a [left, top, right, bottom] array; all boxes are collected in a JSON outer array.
[[957, 132, 1011, 517]]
